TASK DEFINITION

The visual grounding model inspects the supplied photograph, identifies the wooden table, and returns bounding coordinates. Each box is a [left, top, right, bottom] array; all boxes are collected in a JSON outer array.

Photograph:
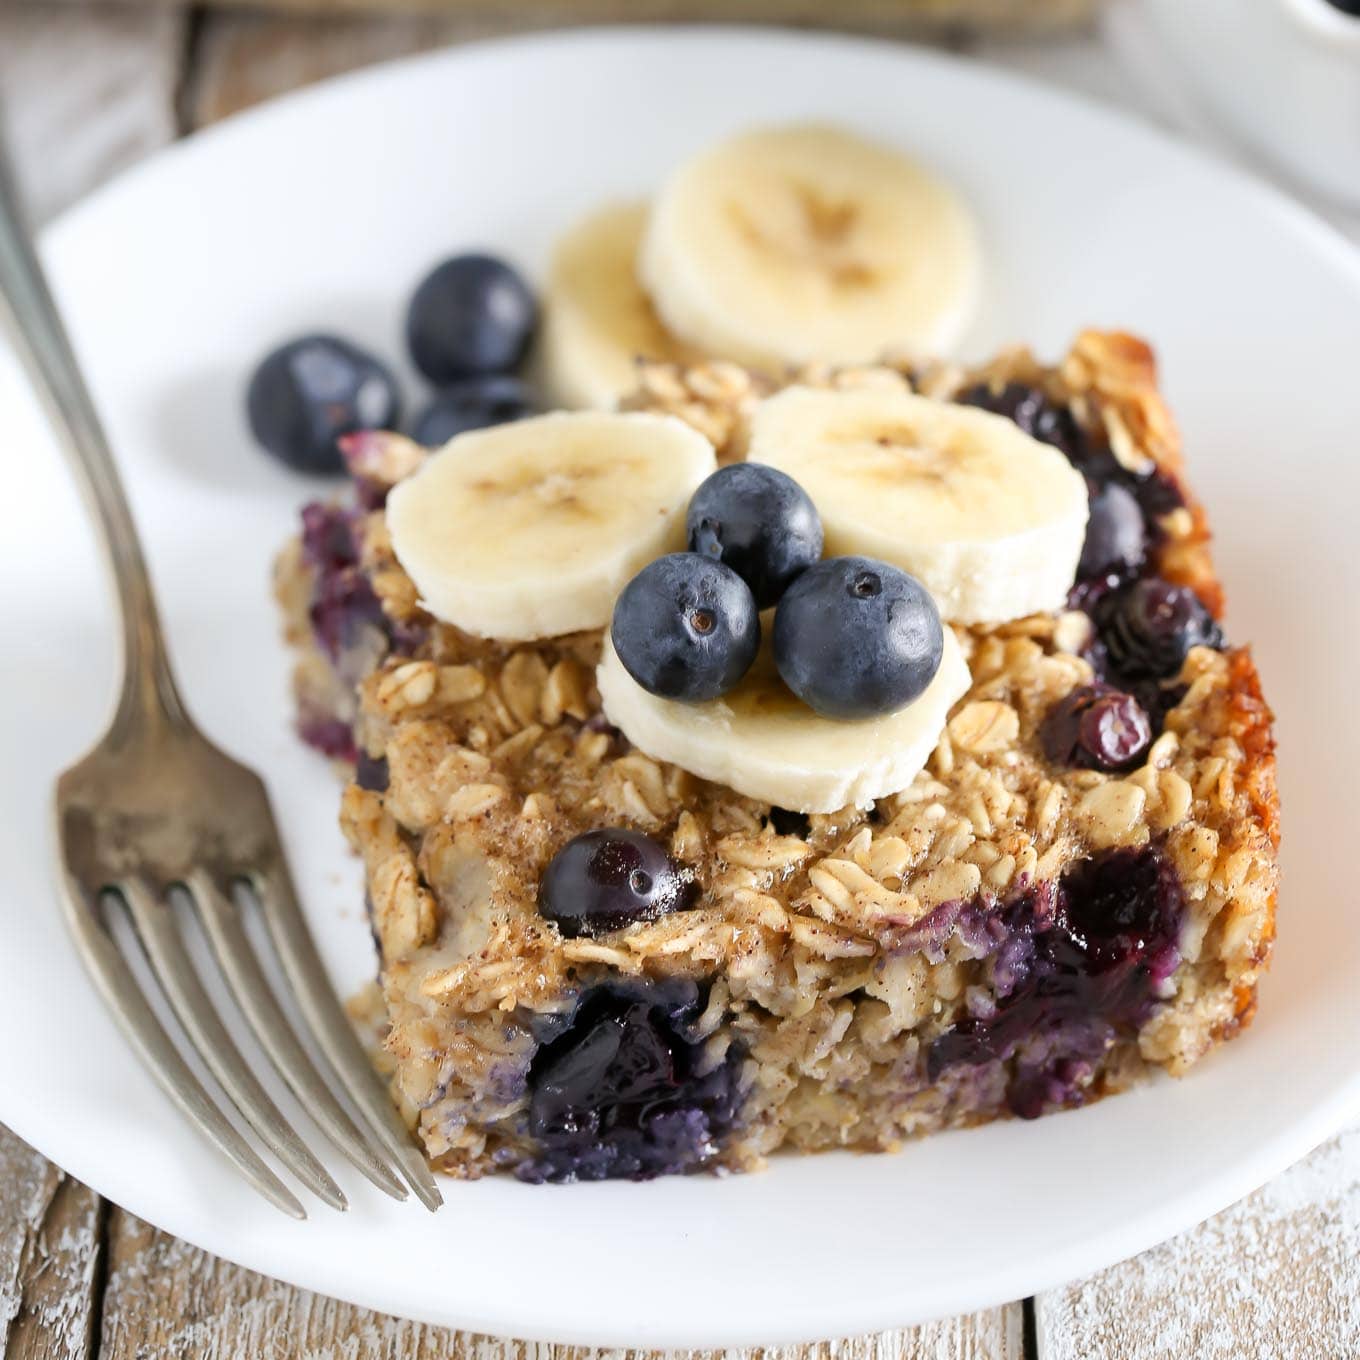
[[2, 8, 1358, 1356]]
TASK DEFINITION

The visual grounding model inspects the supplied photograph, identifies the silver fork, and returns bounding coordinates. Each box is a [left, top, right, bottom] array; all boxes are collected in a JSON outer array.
[[0, 146, 440, 1218]]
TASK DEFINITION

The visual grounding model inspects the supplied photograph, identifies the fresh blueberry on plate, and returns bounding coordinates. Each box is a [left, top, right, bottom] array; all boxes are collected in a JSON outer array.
[[774, 555, 943, 719], [686, 463, 823, 608], [410, 375, 536, 447], [538, 828, 696, 937], [406, 253, 537, 383], [611, 552, 760, 702], [247, 334, 400, 474]]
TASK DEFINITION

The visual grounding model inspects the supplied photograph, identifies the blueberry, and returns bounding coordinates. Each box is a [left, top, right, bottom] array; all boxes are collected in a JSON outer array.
[[247, 335, 400, 474], [1041, 684, 1152, 772], [1097, 578, 1223, 680], [409, 375, 536, 447], [1057, 848, 1184, 976], [1078, 481, 1146, 582], [355, 752, 389, 792], [297, 716, 357, 762], [298, 503, 387, 663], [773, 556, 943, 720], [685, 464, 823, 607], [957, 382, 1086, 463], [1131, 467, 1185, 523], [521, 981, 744, 1182], [1325, 0, 1360, 15], [299, 501, 359, 571], [406, 254, 537, 383], [928, 849, 1185, 1117], [611, 553, 760, 702], [538, 828, 696, 938]]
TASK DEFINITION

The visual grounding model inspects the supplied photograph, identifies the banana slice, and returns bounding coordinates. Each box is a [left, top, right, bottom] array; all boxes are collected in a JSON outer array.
[[747, 386, 1089, 625], [598, 626, 970, 814], [639, 124, 981, 372], [537, 200, 704, 410], [387, 411, 716, 640]]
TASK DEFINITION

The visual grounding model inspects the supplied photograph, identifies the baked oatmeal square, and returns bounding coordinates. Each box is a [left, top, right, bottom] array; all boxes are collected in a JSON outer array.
[[275, 331, 1276, 1182]]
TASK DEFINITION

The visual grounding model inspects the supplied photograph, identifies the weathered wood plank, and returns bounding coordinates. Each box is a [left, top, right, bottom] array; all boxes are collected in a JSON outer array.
[[0, 1124, 104, 1360], [1037, 1123, 1360, 1359], [185, 3, 1057, 128], [0, 4, 186, 225], [188, 10, 480, 127], [98, 1206, 1022, 1360], [29, 0, 1093, 29]]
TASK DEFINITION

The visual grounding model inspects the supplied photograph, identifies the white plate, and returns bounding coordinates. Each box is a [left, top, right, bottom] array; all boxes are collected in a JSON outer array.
[[2, 27, 1359, 1348]]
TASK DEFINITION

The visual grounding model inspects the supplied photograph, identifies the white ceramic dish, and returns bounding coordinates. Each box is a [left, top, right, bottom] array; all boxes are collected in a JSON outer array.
[[2, 27, 1359, 1348], [1110, 0, 1360, 208]]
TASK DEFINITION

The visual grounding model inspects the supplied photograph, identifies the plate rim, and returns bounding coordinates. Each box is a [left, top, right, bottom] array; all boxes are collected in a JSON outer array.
[[7, 23, 1360, 1345]]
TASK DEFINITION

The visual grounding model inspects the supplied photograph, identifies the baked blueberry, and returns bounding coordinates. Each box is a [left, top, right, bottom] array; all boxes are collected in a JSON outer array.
[[611, 553, 760, 702], [354, 752, 389, 792], [956, 381, 1085, 463], [298, 502, 386, 662], [686, 463, 823, 607], [247, 335, 400, 474], [409, 375, 536, 447], [1041, 684, 1152, 772], [773, 556, 943, 719], [522, 981, 744, 1182], [406, 254, 537, 383], [538, 828, 696, 938], [928, 849, 1185, 1116], [297, 716, 357, 762], [1078, 481, 1146, 582], [1097, 578, 1223, 680]]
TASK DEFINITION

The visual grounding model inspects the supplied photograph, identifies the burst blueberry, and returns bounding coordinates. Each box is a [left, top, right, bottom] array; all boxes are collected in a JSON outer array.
[[1097, 578, 1223, 680], [685, 463, 823, 607], [773, 556, 943, 720], [611, 553, 760, 702], [521, 981, 743, 1182], [247, 334, 400, 474], [1058, 848, 1184, 975], [406, 253, 537, 383], [928, 848, 1185, 1117], [538, 828, 695, 938], [1041, 684, 1152, 772], [409, 375, 536, 447]]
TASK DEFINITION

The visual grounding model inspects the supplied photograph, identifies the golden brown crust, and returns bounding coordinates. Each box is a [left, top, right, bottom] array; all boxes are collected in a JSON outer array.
[[1065, 330, 1223, 617]]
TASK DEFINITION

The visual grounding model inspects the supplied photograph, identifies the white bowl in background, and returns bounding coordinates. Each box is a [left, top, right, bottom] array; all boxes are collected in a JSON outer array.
[[1115, 0, 1360, 207]]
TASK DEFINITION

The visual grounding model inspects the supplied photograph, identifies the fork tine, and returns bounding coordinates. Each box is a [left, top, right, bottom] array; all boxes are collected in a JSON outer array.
[[58, 876, 306, 1219], [250, 865, 443, 1212], [120, 877, 348, 1212], [187, 870, 408, 1203]]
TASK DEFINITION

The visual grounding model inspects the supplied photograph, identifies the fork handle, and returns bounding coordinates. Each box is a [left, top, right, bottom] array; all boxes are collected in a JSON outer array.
[[0, 138, 184, 732]]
